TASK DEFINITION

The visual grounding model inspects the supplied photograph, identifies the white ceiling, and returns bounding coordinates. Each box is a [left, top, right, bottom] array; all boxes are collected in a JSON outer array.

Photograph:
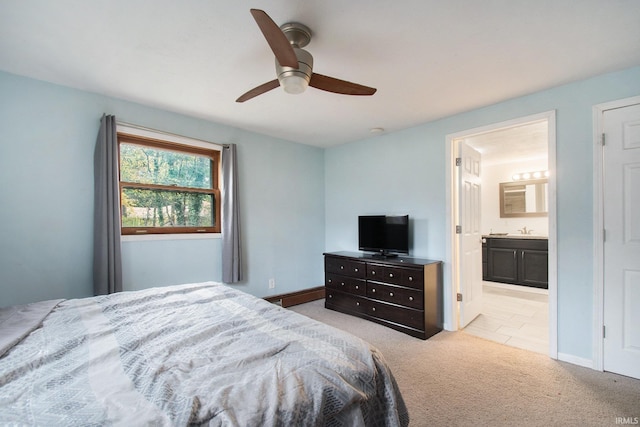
[[465, 120, 548, 166], [1, 0, 639, 148]]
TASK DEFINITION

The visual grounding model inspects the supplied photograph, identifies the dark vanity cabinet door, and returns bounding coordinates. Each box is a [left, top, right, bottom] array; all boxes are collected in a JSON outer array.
[[485, 238, 548, 289], [488, 247, 519, 283], [519, 248, 548, 288], [482, 239, 488, 280]]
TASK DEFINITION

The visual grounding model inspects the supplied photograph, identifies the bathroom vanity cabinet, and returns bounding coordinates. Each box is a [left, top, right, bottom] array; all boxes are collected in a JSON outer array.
[[482, 237, 548, 289]]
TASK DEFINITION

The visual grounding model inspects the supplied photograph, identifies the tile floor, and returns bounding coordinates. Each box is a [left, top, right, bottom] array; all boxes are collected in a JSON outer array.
[[464, 281, 549, 354]]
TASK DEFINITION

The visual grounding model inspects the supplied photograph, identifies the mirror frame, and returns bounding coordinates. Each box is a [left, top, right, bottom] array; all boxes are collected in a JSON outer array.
[[499, 178, 548, 218]]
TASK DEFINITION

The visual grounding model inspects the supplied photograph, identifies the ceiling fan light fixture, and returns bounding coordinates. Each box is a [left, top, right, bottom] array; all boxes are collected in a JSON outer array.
[[276, 47, 313, 94], [278, 73, 309, 95], [280, 74, 309, 94]]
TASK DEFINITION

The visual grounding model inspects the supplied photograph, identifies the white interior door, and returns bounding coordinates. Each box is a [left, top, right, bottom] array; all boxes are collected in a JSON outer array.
[[458, 141, 483, 327], [603, 102, 640, 379]]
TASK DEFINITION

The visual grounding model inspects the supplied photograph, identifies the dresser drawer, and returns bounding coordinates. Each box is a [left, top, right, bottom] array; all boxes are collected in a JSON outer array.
[[366, 300, 424, 330], [367, 263, 424, 289], [325, 290, 366, 315], [325, 273, 366, 296], [400, 268, 424, 289], [367, 282, 423, 310], [325, 257, 366, 278], [366, 263, 386, 281]]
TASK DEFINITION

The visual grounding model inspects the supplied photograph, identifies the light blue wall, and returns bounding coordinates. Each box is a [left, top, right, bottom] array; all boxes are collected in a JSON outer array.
[[325, 66, 640, 362], [3, 66, 640, 364], [0, 71, 325, 306]]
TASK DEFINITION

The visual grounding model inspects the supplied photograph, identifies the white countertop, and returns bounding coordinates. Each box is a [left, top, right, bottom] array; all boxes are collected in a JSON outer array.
[[483, 234, 548, 240]]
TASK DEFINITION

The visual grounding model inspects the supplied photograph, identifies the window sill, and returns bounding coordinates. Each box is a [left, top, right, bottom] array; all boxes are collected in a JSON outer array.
[[121, 233, 221, 242]]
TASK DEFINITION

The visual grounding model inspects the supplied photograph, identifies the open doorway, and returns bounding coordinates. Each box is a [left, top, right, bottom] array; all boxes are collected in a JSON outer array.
[[445, 111, 557, 358], [464, 120, 549, 354]]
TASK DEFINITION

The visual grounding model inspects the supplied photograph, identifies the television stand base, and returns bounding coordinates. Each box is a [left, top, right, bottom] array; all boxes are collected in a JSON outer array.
[[371, 253, 398, 259]]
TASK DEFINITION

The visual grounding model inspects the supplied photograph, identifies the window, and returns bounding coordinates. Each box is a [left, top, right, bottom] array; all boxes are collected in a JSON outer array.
[[118, 132, 221, 235]]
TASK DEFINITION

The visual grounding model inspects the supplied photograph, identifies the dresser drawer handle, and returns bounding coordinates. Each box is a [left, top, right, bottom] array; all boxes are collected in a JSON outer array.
[[328, 279, 332, 283], [372, 271, 376, 275], [371, 288, 376, 293], [409, 276, 413, 281], [389, 292, 394, 297], [355, 285, 359, 290], [356, 302, 360, 306], [409, 296, 414, 301], [340, 265, 344, 270], [372, 307, 376, 312], [329, 294, 333, 298], [354, 268, 359, 272], [341, 282, 345, 286], [389, 273, 394, 278]]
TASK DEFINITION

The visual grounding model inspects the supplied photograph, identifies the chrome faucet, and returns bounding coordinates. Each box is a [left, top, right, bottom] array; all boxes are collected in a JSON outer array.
[[518, 226, 533, 235]]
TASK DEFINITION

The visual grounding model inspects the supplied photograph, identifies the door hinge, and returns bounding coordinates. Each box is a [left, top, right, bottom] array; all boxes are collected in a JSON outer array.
[[455, 157, 462, 167], [603, 325, 606, 338], [456, 225, 462, 234], [601, 133, 606, 146], [603, 229, 606, 242], [457, 293, 463, 302]]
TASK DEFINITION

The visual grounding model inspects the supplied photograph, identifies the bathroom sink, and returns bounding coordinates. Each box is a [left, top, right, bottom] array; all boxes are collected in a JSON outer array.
[[506, 234, 548, 239]]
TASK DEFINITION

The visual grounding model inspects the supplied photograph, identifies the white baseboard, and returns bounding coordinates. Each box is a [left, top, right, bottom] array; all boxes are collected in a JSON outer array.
[[557, 352, 595, 370]]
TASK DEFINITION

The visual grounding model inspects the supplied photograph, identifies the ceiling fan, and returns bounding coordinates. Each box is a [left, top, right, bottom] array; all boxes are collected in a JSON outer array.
[[236, 9, 377, 103]]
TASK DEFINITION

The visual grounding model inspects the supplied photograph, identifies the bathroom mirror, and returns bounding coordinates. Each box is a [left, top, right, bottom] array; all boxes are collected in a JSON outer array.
[[499, 179, 548, 217]]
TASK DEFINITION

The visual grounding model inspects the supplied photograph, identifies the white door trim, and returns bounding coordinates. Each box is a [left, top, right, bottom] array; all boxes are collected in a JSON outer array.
[[592, 95, 640, 372], [445, 110, 557, 359]]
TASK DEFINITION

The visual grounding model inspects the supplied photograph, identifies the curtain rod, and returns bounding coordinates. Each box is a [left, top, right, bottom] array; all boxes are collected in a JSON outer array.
[[116, 120, 227, 148]]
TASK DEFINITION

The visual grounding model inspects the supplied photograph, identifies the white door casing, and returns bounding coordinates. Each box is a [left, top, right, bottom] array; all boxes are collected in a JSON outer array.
[[457, 141, 483, 327], [446, 110, 556, 359], [601, 102, 640, 379]]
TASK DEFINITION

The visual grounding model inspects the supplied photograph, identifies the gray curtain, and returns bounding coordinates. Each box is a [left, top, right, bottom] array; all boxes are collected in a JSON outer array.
[[222, 144, 243, 283], [93, 114, 123, 295]]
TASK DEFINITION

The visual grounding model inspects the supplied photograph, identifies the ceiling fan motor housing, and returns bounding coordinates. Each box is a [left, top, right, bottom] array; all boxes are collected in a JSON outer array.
[[276, 47, 313, 94]]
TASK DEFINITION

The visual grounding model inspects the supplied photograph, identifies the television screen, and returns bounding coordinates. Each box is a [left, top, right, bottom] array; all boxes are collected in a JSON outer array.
[[358, 215, 409, 256]]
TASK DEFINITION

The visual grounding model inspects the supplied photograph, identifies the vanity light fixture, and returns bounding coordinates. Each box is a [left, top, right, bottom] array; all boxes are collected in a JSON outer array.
[[512, 170, 549, 181]]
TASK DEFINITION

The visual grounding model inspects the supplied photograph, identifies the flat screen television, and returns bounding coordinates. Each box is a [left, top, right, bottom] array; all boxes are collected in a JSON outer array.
[[358, 215, 409, 257]]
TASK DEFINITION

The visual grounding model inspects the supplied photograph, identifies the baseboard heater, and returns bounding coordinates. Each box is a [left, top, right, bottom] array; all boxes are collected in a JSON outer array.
[[264, 286, 325, 308]]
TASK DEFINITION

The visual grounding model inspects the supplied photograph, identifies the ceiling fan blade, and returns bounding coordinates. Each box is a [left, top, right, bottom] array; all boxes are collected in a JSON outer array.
[[250, 9, 298, 68], [236, 79, 280, 103], [309, 73, 377, 96]]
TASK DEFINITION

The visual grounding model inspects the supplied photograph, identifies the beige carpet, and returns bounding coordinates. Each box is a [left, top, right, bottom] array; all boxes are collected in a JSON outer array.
[[289, 299, 640, 426]]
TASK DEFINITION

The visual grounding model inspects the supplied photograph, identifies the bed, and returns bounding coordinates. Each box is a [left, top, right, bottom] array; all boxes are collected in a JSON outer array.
[[0, 282, 409, 426]]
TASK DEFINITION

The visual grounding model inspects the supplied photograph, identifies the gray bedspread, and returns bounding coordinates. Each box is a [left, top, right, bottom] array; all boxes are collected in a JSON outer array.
[[0, 282, 409, 426]]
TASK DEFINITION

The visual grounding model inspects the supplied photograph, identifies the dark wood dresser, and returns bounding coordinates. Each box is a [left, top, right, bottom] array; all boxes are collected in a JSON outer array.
[[323, 251, 443, 340]]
